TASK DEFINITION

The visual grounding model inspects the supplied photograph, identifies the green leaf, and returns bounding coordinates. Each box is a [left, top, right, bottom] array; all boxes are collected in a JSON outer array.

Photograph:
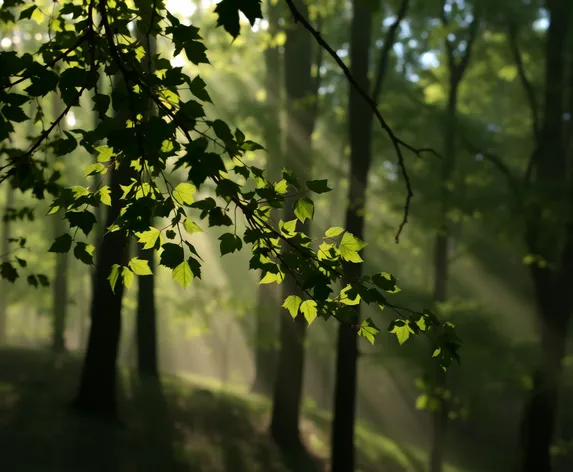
[[219, 233, 243, 255], [306, 179, 332, 194], [300, 300, 318, 325], [339, 284, 360, 305], [282, 295, 302, 319], [160, 243, 184, 269], [96, 146, 114, 163], [137, 227, 161, 250], [172, 260, 193, 288], [372, 272, 400, 293], [108, 264, 121, 293], [274, 179, 288, 194], [173, 182, 196, 205], [122, 267, 134, 289], [358, 318, 380, 345], [73, 242, 95, 265], [49, 233, 72, 253], [27, 275, 38, 287], [390, 321, 414, 345], [0, 262, 18, 282], [66, 210, 96, 236], [85, 163, 106, 177], [325, 227, 344, 238], [128, 257, 153, 275], [19, 5, 37, 20], [183, 219, 203, 235], [3, 105, 28, 123], [97, 186, 112, 206], [339, 232, 367, 263], [214, 0, 263, 38], [293, 198, 314, 223]]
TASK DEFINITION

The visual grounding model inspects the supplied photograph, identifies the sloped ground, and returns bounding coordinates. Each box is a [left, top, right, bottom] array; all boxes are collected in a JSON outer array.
[[0, 347, 462, 472]]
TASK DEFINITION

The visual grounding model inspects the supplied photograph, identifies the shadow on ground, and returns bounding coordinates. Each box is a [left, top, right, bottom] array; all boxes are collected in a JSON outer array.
[[0, 347, 326, 472]]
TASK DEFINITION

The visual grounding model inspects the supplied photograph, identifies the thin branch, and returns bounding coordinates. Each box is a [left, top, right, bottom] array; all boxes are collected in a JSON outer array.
[[0, 33, 88, 92], [371, 0, 410, 103], [283, 0, 438, 243], [459, 135, 522, 210], [508, 22, 540, 140], [456, 16, 480, 80], [310, 15, 324, 128]]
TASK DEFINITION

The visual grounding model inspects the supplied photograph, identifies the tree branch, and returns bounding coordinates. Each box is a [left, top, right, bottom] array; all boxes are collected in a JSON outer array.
[[283, 0, 438, 242], [371, 0, 410, 103], [456, 16, 480, 80], [508, 21, 540, 140]]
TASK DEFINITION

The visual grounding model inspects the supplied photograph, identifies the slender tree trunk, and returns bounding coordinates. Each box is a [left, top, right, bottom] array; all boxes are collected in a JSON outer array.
[[0, 185, 14, 344], [136, 246, 158, 378], [330, 2, 408, 470], [251, 0, 283, 396], [52, 214, 69, 352], [51, 89, 69, 353], [518, 3, 572, 470], [330, 4, 372, 471], [270, 0, 315, 451], [135, 25, 159, 382], [429, 10, 479, 470], [73, 77, 132, 418]]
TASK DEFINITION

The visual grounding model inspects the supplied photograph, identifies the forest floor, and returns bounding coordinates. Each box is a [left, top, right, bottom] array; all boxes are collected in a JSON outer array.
[[0, 347, 480, 472]]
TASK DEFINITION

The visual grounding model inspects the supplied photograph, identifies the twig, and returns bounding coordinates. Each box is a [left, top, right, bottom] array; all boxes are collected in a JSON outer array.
[[283, 0, 439, 243]]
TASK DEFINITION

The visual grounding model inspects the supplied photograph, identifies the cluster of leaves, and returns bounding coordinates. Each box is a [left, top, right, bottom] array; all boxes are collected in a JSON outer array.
[[0, 0, 460, 367], [0, 235, 49, 287]]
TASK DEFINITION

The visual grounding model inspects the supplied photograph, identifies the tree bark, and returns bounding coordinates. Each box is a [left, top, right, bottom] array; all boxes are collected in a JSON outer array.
[[136, 246, 158, 378], [73, 76, 132, 418], [270, 0, 316, 451], [330, 3, 408, 470], [251, 0, 283, 396], [518, 2, 572, 470], [330, 4, 372, 471], [51, 89, 69, 353], [0, 185, 14, 344], [52, 214, 69, 353]]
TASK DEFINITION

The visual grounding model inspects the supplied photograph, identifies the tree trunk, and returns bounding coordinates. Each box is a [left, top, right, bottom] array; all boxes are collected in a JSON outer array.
[[52, 214, 69, 353], [429, 9, 479, 469], [429, 82, 458, 472], [251, 0, 283, 396], [330, 4, 373, 471], [73, 77, 132, 419], [134, 22, 159, 382], [330, 3, 408, 469], [136, 246, 158, 378], [519, 306, 568, 472], [51, 89, 69, 353], [270, 0, 315, 451], [518, 2, 572, 470], [0, 185, 14, 344]]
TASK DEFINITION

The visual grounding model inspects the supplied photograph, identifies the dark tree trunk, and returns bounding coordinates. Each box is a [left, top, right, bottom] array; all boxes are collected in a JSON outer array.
[[518, 2, 572, 470], [270, 0, 315, 451], [52, 214, 69, 353], [136, 246, 158, 378], [429, 82, 458, 472], [73, 75, 132, 419], [251, 0, 282, 396], [72, 156, 130, 418], [429, 11, 479, 470], [0, 185, 14, 343], [134, 23, 159, 382], [330, 4, 373, 471], [51, 90, 69, 354], [330, 3, 408, 470]]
